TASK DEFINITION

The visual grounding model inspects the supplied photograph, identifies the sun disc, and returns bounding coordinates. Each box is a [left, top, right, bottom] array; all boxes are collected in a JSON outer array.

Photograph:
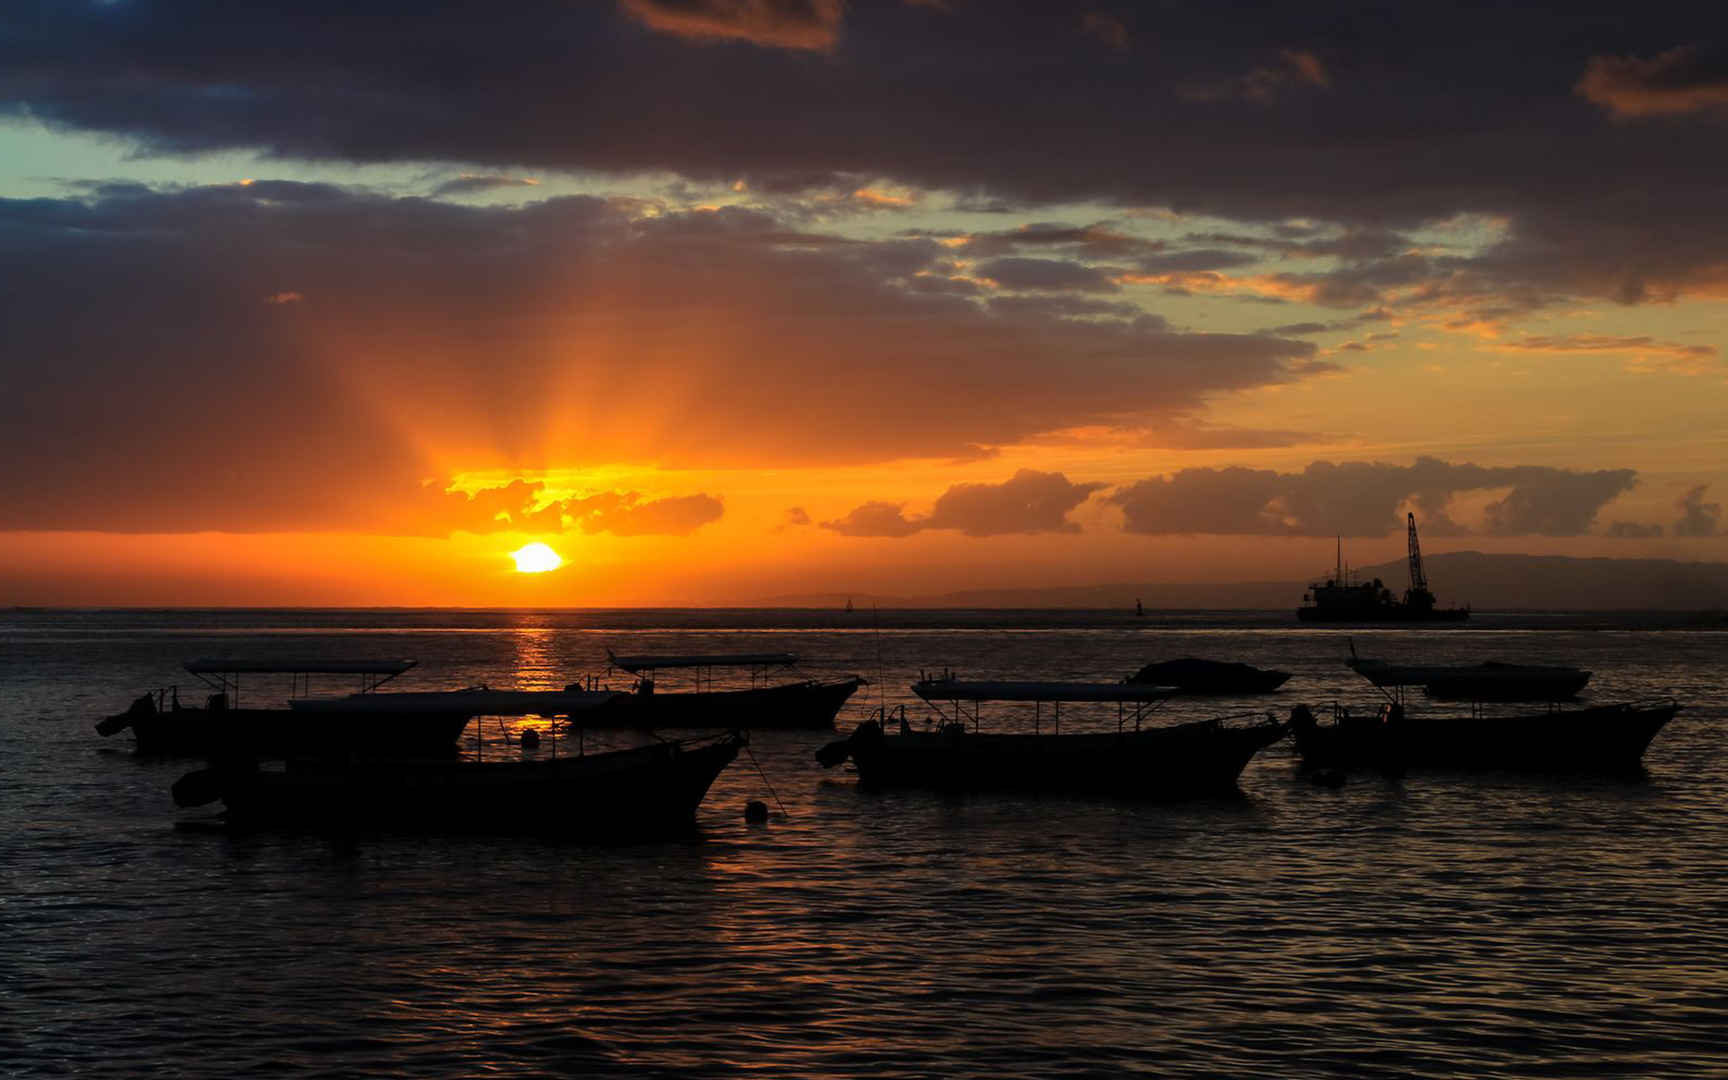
[[510, 542, 563, 574]]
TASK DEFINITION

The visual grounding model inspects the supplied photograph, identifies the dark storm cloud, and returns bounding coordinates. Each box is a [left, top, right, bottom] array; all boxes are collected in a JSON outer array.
[[0, 7, 1722, 315], [1109, 458, 1638, 537], [0, 181, 1315, 533], [5, 3, 1725, 251], [823, 470, 1106, 538]]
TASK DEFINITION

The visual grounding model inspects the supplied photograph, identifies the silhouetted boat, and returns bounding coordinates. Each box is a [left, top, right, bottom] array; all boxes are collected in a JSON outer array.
[[1291, 654, 1676, 772], [1125, 657, 1291, 694], [1297, 515, 1468, 623], [1348, 657, 1591, 701], [172, 729, 743, 836], [817, 678, 1287, 797], [597, 651, 865, 730], [1288, 699, 1679, 773], [97, 660, 472, 757]]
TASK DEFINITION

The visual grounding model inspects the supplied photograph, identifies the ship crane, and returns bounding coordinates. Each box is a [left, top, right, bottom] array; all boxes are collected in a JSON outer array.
[[1405, 512, 1433, 609]]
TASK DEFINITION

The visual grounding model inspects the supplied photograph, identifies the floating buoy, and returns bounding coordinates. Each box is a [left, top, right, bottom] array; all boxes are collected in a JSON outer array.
[[520, 728, 541, 750], [744, 800, 769, 823]]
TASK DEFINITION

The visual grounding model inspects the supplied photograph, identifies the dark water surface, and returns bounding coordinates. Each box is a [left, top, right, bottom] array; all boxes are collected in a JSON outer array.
[[5, 609, 1727, 1078]]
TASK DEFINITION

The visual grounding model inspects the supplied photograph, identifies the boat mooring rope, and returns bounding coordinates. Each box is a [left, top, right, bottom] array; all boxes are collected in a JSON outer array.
[[742, 742, 788, 818]]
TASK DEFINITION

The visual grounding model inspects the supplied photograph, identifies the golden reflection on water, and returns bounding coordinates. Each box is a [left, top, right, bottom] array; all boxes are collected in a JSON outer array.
[[507, 613, 563, 691]]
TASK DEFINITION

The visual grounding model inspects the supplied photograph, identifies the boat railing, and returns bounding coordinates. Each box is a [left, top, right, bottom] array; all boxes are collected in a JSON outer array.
[[604, 650, 805, 693]]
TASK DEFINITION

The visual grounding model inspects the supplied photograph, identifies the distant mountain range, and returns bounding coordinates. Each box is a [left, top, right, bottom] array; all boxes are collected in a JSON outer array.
[[777, 552, 1728, 611]]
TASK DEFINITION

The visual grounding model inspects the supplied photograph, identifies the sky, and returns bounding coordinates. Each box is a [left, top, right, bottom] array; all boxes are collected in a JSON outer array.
[[1, 0, 1725, 605]]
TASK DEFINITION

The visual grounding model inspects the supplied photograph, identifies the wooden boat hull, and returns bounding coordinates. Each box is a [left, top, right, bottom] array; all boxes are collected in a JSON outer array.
[[178, 732, 742, 836], [105, 702, 473, 758], [591, 677, 865, 730], [833, 718, 1287, 798], [1290, 702, 1680, 773]]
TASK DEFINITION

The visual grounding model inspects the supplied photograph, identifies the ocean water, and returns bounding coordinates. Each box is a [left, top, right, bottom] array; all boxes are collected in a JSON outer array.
[[4, 608, 1727, 1079]]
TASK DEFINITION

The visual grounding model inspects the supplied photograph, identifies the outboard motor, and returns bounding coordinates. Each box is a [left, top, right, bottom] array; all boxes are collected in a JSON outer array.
[[96, 693, 155, 737], [1287, 703, 1317, 735]]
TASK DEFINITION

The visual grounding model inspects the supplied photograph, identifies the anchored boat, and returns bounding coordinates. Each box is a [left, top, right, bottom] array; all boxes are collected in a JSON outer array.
[[97, 659, 473, 757], [172, 729, 743, 837], [597, 651, 866, 730], [1290, 656, 1676, 773], [818, 676, 1288, 798]]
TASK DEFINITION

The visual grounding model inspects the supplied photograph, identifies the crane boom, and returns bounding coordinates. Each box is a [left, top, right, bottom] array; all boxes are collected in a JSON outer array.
[[1406, 512, 1429, 594]]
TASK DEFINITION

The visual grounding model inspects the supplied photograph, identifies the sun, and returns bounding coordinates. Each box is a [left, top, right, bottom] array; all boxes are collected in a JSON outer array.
[[509, 542, 563, 574]]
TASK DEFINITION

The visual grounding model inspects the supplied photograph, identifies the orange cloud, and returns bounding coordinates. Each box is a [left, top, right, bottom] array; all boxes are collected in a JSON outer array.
[[1491, 334, 1718, 375], [1576, 46, 1728, 117], [619, 0, 843, 51]]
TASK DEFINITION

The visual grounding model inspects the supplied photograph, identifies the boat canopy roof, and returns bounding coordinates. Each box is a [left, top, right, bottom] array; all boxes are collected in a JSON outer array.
[[290, 688, 623, 715], [608, 651, 799, 672], [183, 658, 418, 676], [913, 679, 1176, 703]]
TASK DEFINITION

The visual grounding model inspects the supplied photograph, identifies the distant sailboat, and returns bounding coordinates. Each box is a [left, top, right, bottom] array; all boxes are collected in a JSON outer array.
[[1135, 598, 1144, 617], [844, 596, 854, 614]]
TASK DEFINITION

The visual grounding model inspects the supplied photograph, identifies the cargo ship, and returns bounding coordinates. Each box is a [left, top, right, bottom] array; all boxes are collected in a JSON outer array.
[[1296, 514, 1469, 623]]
